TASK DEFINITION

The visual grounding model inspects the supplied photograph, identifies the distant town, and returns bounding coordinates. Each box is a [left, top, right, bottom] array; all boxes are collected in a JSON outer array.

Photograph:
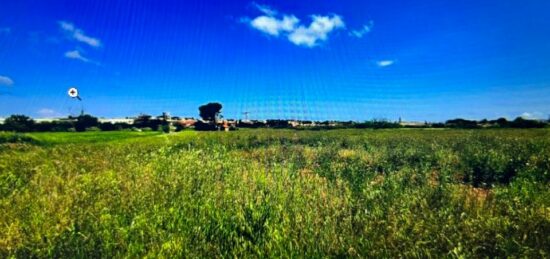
[[0, 102, 549, 132]]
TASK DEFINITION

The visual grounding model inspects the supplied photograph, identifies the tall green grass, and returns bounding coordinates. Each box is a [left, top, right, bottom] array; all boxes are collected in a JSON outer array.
[[1, 129, 549, 257]]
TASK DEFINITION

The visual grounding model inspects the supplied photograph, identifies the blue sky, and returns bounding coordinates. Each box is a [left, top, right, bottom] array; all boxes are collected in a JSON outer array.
[[0, 0, 549, 121]]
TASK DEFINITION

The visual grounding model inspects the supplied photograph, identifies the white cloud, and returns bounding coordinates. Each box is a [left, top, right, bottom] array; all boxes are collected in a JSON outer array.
[[58, 21, 101, 48], [37, 108, 60, 118], [350, 21, 374, 38], [250, 15, 299, 36], [64, 50, 91, 63], [288, 15, 345, 47], [73, 31, 101, 47], [520, 112, 532, 119], [252, 2, 278, 16], [377, 60, 395, 67], [58, 21, 75, 31], [521, 112, 544, 120], [246, 4, 345, 48], [0, 75, 14, 86]]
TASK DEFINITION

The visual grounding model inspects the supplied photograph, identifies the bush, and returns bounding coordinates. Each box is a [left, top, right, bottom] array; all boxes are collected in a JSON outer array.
[[99, 123, 116, 131], [160, 124, 173, 133], [194, 121, 218, 131], [0, 132, 36, 144]]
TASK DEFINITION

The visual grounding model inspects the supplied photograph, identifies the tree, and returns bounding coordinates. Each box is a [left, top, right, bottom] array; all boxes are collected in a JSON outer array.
[[510, 117, 545, 128], [74, 114, 99, 132], [445, 118, 479, 129], [194, 120, 218, 131], [2, 114, 35, 132], [133, 114, 152, 128], [99, 122, 116, 131], [495, 117, 509, 128], [266, 120, 290, 128], [199, 103, 222, 123], [133, 114, 161, 130], [158, 112, 172, 133]]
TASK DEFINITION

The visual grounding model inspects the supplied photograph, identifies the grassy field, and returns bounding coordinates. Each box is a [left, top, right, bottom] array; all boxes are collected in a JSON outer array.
[[1, 129, 549, 257]]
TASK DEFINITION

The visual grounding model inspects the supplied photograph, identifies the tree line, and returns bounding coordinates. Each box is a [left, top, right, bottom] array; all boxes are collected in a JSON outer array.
[[440, 117, 547, 129], [0, 101, 548, 133], [1, 114, 547, 132], [0, 102, 227, 133]]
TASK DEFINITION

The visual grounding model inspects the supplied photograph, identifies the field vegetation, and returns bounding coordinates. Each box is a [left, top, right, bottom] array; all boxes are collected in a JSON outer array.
[[1, 129, 549, 257]]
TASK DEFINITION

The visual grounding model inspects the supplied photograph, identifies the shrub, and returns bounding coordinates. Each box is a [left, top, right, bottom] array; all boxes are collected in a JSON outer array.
[[0, 132, 36, 144]]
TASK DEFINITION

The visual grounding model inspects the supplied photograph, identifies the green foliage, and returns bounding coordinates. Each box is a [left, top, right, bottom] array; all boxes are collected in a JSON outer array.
[[1, 115, 35, 132], [74, 114, 100, 132], [133, 114, 162, 130], [0, 132, 36, 144], [160, 124, 172, 133], [199, 102, 222, 122], [0, 129, 549, 257]]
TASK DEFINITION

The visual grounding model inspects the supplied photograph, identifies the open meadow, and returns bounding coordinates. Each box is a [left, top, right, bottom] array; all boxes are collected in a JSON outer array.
[[1, 129, 549, 257]]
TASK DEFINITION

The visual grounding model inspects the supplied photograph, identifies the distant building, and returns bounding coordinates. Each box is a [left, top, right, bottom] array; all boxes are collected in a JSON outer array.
[[99, 118, 134, 124], [35, 118, 66, 123], [175, 118, 197, 128], [217, 119, 237, 131], [288, 120, 318, 127]]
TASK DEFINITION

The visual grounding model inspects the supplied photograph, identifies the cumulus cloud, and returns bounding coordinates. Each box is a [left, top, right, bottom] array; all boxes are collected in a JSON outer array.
[[288, 15, 345, 47], [245, 4, 345, 47], [0, 75, 14, 86], [350, 21, 374, 38], [58, 21, 101, 48], [377, 60, 395, 67], [521, 112, 544, 120], [252, 2, 278, 16], [64, 50, 91, 63], [250, 15, 299, 36]]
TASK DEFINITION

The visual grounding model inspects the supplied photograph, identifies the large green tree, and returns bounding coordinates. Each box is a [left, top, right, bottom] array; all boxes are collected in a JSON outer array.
[[74, 114, 99, 132], [2, 114, 35, 132], [199, 102, 222, 123]]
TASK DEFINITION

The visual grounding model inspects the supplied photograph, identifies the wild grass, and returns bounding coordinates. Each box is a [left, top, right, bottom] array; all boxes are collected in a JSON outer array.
[[0, 129, 549, 257]]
